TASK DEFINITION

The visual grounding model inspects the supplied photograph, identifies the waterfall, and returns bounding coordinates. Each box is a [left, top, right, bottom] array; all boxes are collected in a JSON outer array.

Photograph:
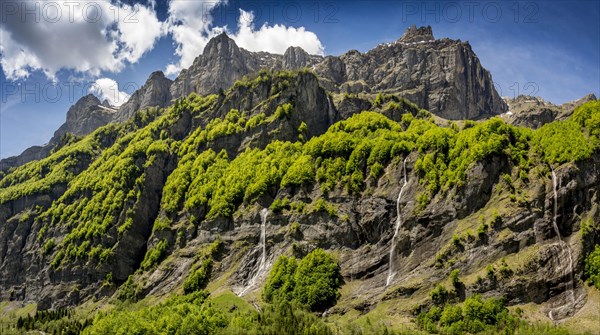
[[239, 208, 269, 296], [386, 157, 408, 286], [550, 169, 575, 304], [326, 95, 335, 122]]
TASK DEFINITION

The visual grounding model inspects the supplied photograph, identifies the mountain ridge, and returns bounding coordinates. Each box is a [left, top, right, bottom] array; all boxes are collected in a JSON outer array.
[[3, 26, 504, 170]]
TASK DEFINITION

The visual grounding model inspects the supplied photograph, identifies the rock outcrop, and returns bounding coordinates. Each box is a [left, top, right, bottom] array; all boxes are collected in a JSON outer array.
[[114, 71, 173, 122], [503, 93, 597, 128], [3, 26, 507, 171], [0, 94, 116, 171]]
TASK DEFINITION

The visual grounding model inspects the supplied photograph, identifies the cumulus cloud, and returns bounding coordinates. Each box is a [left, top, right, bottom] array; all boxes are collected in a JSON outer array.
[[89, 77, 130, 107], [165, 0, 226, 76], [0, 0, 164, 80], [231, 9, 324, 56], [1, 0, 326, 80], [165, 4, 325, 75]]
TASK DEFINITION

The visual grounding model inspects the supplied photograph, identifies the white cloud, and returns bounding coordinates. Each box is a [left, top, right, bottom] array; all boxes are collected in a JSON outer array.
[[1, 0, 326, 80], [165, 0, 226, 76], [231, 9, 324, 56], [89, 78, 130, 107], [165, 4, 325, 76], [0, 0, 164, 80]]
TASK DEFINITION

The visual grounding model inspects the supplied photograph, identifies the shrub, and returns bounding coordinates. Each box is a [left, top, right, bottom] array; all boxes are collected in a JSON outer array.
[[263, 249, 343, 312], [141, 239, 168, 270], [584, 245, 600, 289], [183, 259, 213, 294]]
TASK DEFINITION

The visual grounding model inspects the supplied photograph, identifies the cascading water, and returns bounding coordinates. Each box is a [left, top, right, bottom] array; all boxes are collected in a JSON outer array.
[[239, 208, 269, 296], [551, 169, 575, 302], [326, 95, 335, 121], [548, 168, 576, 320], [386, 157, 408, 286]]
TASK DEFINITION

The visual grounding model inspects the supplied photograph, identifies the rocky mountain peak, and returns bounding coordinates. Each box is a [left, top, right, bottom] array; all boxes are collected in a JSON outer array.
[[399, 25, 434, 43], [203, 32, 241, 59], [114, 70, 173, 122], [283, 46, 310, 69]]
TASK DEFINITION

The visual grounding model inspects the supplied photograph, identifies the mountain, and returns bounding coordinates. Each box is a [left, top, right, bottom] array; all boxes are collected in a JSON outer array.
[[114, 71, 173, 123], [0, 94, 116, 171], [503, 93, 598, 129], [1, 27, 599, 334], [1, 26, 505, 172]]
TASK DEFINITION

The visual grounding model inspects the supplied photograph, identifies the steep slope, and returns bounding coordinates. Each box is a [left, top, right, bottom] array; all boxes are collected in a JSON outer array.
[[2, 26, 504, 172], [0, 70, 598, 335], [503, 93, 598, 129], [113, 71, 173, 122], [0, 95, 116, 171]]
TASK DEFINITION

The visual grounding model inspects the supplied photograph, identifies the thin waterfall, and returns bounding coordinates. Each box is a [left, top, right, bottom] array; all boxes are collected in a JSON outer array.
[[239, 208, 269, 296], [387, 157, 408, 286], [550, 169, 575, 304], [326, 95, 335, 121]]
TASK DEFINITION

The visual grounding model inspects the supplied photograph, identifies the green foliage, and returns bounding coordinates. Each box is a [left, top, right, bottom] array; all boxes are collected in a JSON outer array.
[[263, 248, 343, 312], [281, 155, 315, 187], [15, 307, 90, 335], [0, 124, 120, 204], [533, 100, 599, 164], [42, 238, 56, 255], [309, 198, 338, 217], [141, 239, 168, 270], [84, 291, 227, 335], [584, 245, 600, 290], [117, 275, 142, 302], [223, 301, 332, 335], [418, 295, 518, 334], [430, 284, 449, 305], [183, 259, 213, 294], [263, 256, 298, 304]]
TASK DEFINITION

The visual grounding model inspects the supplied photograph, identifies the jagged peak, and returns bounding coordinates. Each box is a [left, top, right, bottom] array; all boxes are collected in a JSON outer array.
[[399, 25, 434, 43], [204, 32, 239, 56], [76, 93, 101, 107], [284, 46, 307, 55], [148, 70, 167, 81]]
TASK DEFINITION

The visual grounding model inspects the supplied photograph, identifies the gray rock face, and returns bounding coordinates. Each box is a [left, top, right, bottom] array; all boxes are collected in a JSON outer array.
[[282, 46, 321, 69], [53, 94, 115, 140], [170, 27, 504, 120], [400, 25, 434, 43], [114, 71, 173, 122], [503, 94, 597, 129], [313, 35, 506, 119]]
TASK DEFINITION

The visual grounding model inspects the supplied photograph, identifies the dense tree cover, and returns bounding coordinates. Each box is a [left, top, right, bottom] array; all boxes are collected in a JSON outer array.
[[35, 105, 193, 268], [223, 301, 332, 335], [15, 308, 90, 335], [263, 248, 343, 312], [533, 100, 600, 164], [0, 124, 120, 204], [417, 295, 519, 334], [83, 291, 227, 335]]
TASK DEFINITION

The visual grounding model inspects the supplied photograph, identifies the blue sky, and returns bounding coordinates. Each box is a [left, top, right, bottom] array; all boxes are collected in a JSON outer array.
[[1, 0, 599, 159]]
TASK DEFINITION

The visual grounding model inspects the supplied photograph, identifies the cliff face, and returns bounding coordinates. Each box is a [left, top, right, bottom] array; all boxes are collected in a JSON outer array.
[[170, 27, 505, 120], [0, 94, 116, 171], [314, 27, 505, 119], [0, 67, 597, 326], [114, 71, 173, 123], [503, 93, 598, 129], [2, 26, 505, 171]]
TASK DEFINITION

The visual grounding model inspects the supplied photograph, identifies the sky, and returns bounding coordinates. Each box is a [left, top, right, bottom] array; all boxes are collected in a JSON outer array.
[[0, 0, 599, 159]]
